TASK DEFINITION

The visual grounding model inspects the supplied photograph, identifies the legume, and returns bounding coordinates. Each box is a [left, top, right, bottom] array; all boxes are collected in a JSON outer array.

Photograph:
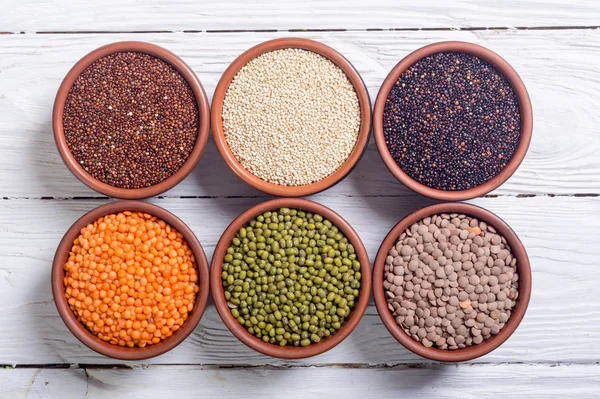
[[383, 213, 519, 349], [63, 52, 199, 189], [221, 208, 361, 346], [222, 48, 361, 186], [383, 52, 521, 191], [64, 211, 200, 347]]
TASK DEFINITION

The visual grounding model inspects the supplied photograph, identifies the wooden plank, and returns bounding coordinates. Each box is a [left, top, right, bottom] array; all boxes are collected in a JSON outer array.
[[3, 0, 600, 32], [1, 29, 599, 198], [0, 368, 87, 399], [2, 364, 599, 398], [0, 196, 598, 365]]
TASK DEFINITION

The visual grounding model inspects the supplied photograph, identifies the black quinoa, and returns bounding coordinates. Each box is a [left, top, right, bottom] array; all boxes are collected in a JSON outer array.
[[383, 52, 521, 191], [63, 52, 199, 189]]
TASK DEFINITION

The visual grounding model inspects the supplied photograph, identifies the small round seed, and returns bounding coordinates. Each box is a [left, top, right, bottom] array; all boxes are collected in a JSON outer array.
[[222, 48, 360, 186], [384, 213, 518, 351]]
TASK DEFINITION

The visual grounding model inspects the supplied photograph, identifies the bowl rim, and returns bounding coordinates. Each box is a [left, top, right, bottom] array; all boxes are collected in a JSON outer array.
[[373, 41, 533, 201], [210, 197, 372, 358], [52, 41, 211, 199], [211, 37, 372, 197], [372, 202, 531, 362], [51, 200, 211, 360]]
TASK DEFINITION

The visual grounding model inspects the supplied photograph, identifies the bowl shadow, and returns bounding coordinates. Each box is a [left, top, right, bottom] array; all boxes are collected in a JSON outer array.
[[26, 112, 101, 199], [342, 140, 437, 218], [182, 136, 269, 216], [330, 307, 450, 389]]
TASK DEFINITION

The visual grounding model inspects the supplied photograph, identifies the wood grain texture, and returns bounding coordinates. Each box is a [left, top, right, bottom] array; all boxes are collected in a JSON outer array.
[[3, 0, 600, 32], [1, 1, 599, 396], [1, 196, 598, 366], [1, 29, 599, 198], [2, 364, 600, 399]]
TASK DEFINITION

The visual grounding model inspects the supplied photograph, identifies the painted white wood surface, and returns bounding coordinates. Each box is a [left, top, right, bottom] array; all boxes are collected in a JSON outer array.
[[3, 0, 600, 32], [1, 196, 599, 366], [1, 29, 600, 198], [2, 364, 600, 399], [1, 1, 599, 397]]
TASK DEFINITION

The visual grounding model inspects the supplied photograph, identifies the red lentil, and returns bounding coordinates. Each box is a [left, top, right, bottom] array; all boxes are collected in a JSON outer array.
[[64, 211, 199, 347]]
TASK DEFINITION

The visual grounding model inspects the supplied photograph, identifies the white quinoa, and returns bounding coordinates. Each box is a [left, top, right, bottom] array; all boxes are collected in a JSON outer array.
[[222, 48, 361, 186]]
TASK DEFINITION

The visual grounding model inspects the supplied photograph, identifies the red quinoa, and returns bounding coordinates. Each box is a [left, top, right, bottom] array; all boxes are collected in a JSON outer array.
[[63, 52, 199, 189]]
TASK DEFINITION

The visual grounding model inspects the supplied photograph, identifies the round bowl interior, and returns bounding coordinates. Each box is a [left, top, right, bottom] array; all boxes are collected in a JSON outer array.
[[372, 202, 531, 362], [211, 37, 372, 197], [373, 41, 533, 201], [52, 200, 210, 360], [210, 198, 371, 358], [53, 41, 211, 199]]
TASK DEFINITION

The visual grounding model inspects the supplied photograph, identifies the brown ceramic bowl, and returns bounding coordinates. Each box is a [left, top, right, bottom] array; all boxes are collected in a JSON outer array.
[[373, 41, 533, 201], [373, 202, 531, 362], [211, 198, 371, 358], [53, 41, 211, 199], [211, 38, 372, 197], [52, 200, 210, 360]]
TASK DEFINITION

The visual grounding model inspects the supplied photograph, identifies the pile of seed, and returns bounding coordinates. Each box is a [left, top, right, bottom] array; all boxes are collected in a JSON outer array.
[[383, 213, 519, 350], [222, 48, 361, 186], [221, 208, 362, 347], [383, 52, 521, 191], [64, 211, 199, 347], [63, 52, 199, 189]]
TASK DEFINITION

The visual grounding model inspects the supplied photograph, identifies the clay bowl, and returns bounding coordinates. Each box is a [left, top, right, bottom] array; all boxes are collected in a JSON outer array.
[[211, 38, 372, 197], [373, 41, 533, 201], [52, 200, 210, 360], [211, 198, 371, 358], [53, 41, 211, 199], [373, 202, 531, 362]]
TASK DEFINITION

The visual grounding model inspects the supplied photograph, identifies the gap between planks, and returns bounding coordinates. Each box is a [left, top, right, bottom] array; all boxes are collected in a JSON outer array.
[[1, 26, 600, 35], [3, 361, 599, 370], [0, 193, 599, 201]]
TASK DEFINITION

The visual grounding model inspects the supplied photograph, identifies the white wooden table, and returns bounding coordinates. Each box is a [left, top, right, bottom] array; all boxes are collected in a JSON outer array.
[[1, 1, 600, 397]]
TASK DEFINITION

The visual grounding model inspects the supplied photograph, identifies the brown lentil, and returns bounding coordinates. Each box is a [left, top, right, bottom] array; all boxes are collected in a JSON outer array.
[[383, 213, 519, 350], [63, 52, 199, 189]]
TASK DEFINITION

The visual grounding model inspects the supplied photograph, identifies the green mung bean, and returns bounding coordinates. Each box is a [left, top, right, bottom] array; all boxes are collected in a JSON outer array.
[[222, 208, 361, 347]]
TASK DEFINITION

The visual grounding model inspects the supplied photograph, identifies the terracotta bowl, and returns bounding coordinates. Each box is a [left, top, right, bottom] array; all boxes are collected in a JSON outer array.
[[211, 38, 372, 197], [373, 202, 531, 362], [53, 41, 211, 199], [373, 41, 533, 201], [52, 201, 210, 360], [211, 198, 371, 358]]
